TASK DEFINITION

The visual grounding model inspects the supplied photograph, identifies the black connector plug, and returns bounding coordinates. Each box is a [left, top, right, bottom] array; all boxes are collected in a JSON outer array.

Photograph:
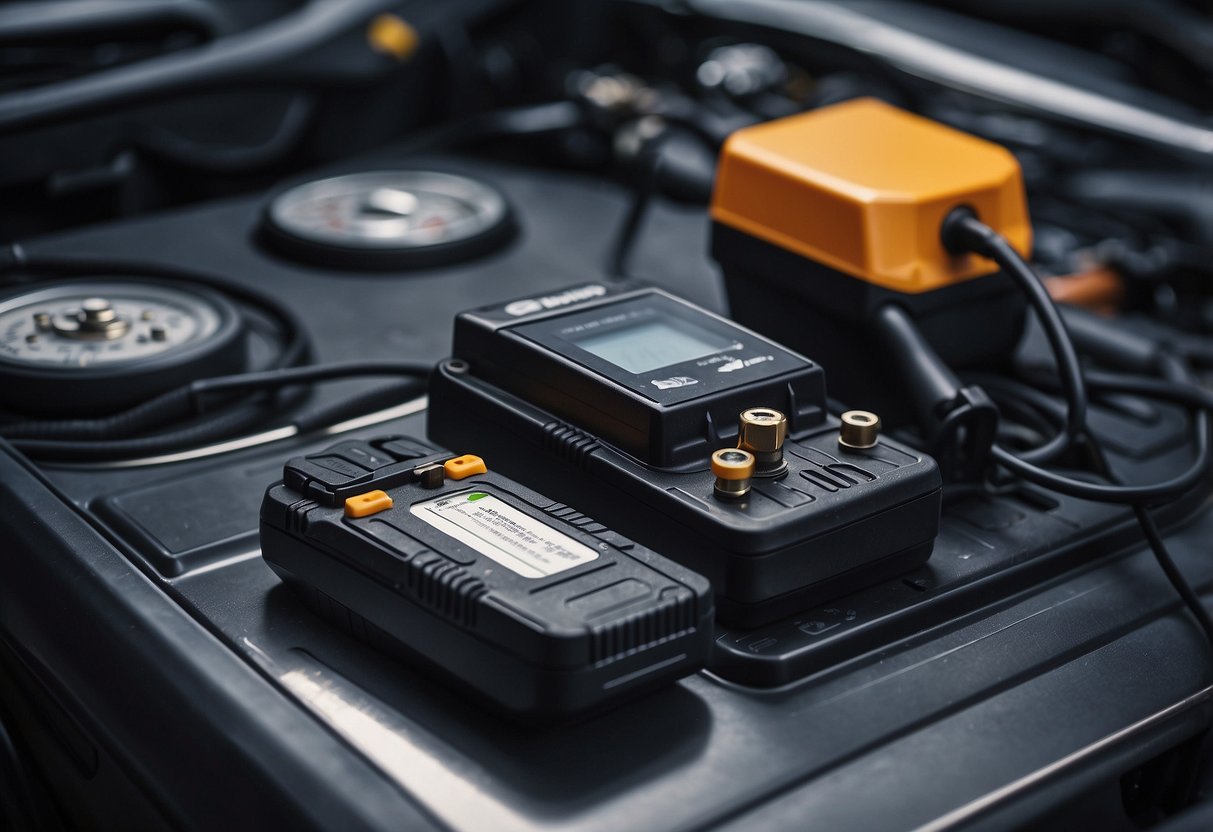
[[874, 303, 997, 482]]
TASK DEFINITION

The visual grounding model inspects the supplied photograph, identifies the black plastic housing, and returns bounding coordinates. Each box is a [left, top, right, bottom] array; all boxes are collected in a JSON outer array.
[[430, 302, 943, 626], [259, 436, 714, 721], [449, 283, 828, 469], [712, 223, 1027, 425]]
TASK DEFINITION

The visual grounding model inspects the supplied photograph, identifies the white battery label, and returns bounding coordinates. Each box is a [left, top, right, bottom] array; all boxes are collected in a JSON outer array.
[[410, 491, 599, 579]]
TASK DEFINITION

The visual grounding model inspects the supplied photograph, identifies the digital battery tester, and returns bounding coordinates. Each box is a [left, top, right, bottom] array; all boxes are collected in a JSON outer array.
[[429, 283, 943, 626]]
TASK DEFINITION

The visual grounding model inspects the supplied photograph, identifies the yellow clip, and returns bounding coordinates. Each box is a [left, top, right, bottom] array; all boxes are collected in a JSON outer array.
[[444, 454, 487, 481], [344, 489, 393, 518]]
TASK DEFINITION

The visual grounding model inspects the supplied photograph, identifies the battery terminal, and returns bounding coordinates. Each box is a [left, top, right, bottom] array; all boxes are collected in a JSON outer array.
[[712, 448, 756, 499], [738, 407, 788, 477], [839, 410, 881, 449]]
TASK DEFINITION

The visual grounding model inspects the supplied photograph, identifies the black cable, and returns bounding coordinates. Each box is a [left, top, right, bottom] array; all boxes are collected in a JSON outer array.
[[1083, 371, 1213, 411], [988, 414, 1210, 505], [942, 208, 1087, 465], [188, 359, 433, 401], [10, 401, 276, 461], [0, 255, 305, 458], [1081, 420, 1213, 646], [7, 363, 432, 461], [943, 209, 1211, 504], [607, 128, 718, 280], [942, 208, 1213, 650], [0, 250, 312, 450], [970, 370, 1213, 504], [1136, 504, 1213, 646], [0, 249, 311, 371], [0, 0, 519, 136], [128, 93, 316, 174]]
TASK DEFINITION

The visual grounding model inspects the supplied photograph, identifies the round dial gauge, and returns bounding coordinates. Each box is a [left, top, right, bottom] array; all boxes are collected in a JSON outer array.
[[0, 280, 245, 416], [262, 170, 515, 270]]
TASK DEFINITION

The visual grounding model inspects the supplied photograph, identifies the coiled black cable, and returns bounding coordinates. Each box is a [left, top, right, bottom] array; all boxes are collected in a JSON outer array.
[[942, 208, 1213, 646]]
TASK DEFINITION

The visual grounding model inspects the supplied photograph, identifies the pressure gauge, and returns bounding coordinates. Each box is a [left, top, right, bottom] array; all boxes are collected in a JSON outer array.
[[262, 170, 515, 270], [0, 279, 245, 416]]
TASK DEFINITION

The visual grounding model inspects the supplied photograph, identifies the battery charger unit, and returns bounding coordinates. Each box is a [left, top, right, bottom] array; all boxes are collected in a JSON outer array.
[[711, 97, 1033, 478]]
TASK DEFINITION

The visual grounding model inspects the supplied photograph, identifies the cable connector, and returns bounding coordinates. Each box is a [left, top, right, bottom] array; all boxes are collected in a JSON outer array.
[[940, 206, 1001, 258], [874, 303, 996, 481]]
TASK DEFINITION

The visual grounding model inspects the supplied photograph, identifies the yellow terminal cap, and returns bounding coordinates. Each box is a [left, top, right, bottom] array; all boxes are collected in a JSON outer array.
[[367, 14, 419, 61], [344, 489, 393, 518], [444, 454, 487, 480], [711, 98, 1031, 293], [711, 448, 756, 481]]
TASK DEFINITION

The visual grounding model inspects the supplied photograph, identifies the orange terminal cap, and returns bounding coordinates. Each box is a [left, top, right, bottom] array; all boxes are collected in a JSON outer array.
[[711, 448, 756, 481], [344, 489, 393, 518], [444, 454, 487, 480], [711, 98, 1032, 294]]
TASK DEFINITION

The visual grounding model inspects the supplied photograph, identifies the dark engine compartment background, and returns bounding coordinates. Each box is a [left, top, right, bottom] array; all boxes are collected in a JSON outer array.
[[3, 2, 1213, 830]]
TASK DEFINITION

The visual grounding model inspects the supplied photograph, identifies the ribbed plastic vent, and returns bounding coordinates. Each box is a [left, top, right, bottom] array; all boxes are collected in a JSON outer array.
[[799, 462, 877, 493], [287, 498, 318, 533], [403, 554, 489, 627], [542, 502, 608, 534], [541, 421, 600, 468], [589, 594, 697, 664]]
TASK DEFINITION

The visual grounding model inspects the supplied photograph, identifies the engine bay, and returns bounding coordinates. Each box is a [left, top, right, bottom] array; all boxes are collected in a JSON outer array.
[[3, 2, 1213, 829]]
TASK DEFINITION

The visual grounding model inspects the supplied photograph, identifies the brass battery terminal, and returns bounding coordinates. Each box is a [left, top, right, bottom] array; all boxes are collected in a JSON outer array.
[[737, 407, 788, 477], [839, 410, 881, 449], [712, 448, 756, 499]]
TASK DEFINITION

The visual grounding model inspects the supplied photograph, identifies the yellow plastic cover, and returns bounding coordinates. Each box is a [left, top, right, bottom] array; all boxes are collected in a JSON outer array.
[[711, 98, 1032, 293]]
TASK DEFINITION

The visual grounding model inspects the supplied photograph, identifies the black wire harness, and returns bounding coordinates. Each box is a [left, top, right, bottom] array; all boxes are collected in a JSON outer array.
[[0, 250, 432, 462], [942, 207, 1213, 646]]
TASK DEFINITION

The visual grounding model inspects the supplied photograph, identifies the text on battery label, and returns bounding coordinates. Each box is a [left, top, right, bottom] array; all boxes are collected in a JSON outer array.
[[411, 492, 599, 578]]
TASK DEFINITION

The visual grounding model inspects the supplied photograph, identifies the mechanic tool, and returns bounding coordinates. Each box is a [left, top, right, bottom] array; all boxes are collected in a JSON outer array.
[[427, 283, 942, 626], [260, 435, 714, 720], [711, 97, 1030, 479]]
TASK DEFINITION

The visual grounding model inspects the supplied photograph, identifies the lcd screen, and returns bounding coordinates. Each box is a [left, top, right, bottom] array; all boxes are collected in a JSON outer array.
[[573, 319, 730, 374]]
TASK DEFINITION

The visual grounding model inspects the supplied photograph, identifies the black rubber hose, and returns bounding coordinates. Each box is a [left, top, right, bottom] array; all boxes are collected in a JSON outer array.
[[128, 94, 316, 174], [0, 0, 230, 43], [0, 0, 518, 136]]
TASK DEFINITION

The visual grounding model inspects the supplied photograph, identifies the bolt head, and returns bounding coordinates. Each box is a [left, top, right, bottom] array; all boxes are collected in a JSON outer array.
[[738, 407, 787, 452]]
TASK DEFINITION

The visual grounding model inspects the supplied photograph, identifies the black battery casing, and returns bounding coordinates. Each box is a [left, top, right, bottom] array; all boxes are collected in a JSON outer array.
[[259, 436, 714, 721], [428, 284, 943, 628], [712, 224, 1027, 426]]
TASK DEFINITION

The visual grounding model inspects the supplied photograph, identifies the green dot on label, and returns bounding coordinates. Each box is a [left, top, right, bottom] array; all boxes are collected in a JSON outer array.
[[467, 492, 488, 501]]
